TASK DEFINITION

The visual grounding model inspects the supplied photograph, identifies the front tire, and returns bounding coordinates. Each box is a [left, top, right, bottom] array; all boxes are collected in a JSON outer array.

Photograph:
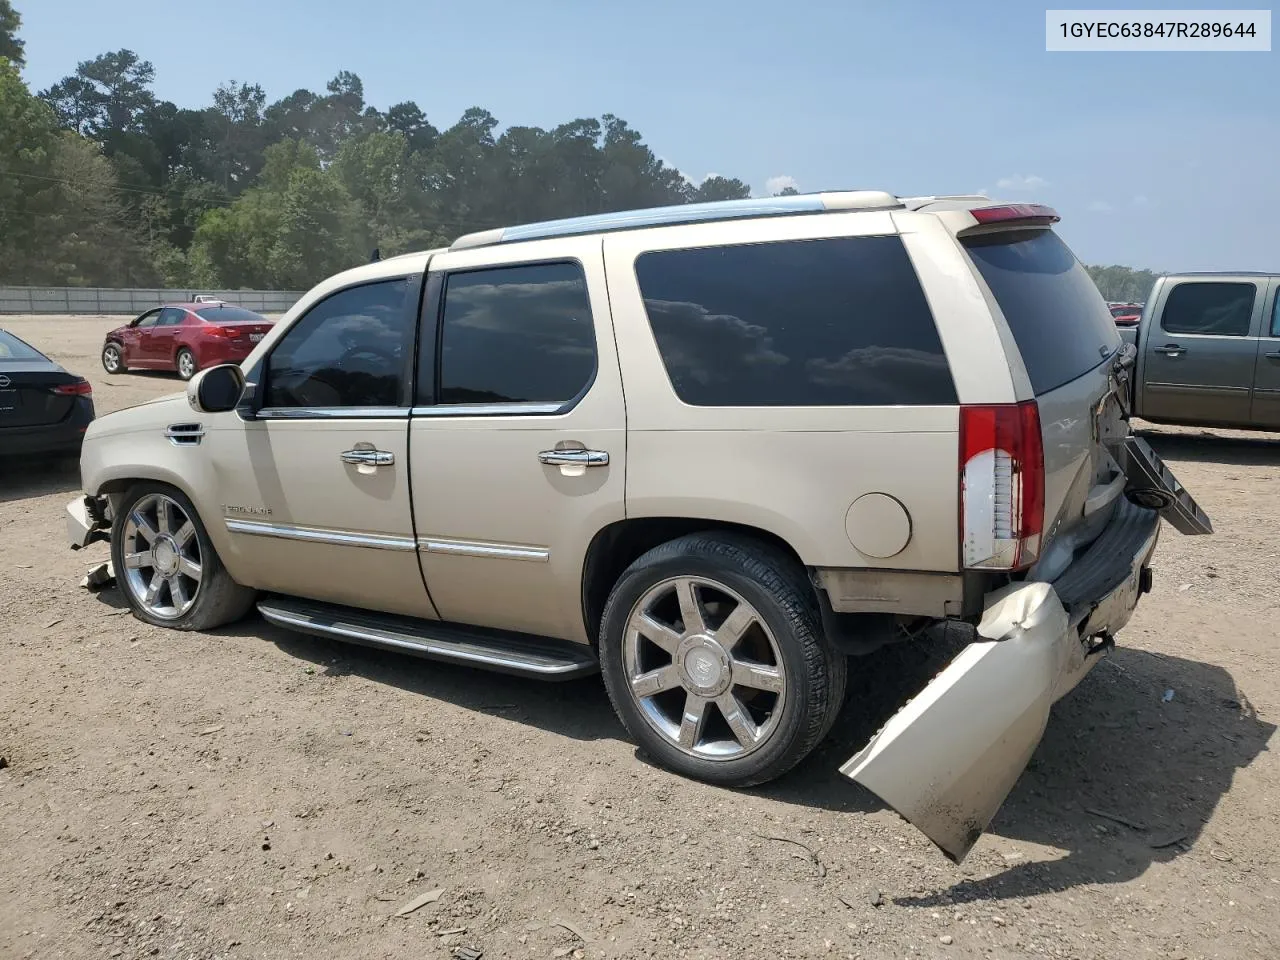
[[176, 348, 197, 381], [599, 533, 846, 787], [102, 342, 125, 374], [110, 483, 256, 631]]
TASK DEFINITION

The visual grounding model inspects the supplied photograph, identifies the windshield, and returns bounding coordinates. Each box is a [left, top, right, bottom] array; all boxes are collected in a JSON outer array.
[[0, 330, 47, 362], [963, 228, 1121, 395], [196, 306, 267, 323]]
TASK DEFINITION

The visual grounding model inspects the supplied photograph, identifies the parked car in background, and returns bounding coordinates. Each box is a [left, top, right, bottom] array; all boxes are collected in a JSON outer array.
[[1119, 272, 1280, 430], [101, 303, 274, 381], [1109, 302, 1144, 328], [0, 328, 94, 457], [67, 192, 1211, 863]]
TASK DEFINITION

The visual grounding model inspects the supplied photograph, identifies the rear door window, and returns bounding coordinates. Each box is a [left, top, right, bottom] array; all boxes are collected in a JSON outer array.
[[1160, 281, 1256, 337], [634, 236, 957, 406], [962, 229, 1120, 394], [435, 262, 597, 406]]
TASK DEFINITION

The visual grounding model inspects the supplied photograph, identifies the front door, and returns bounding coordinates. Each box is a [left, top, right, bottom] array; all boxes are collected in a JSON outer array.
[[1250, 280, 1280, 427], [144, 307, 186, 368], [122, 309, 160, 366], [408, 237, 626, 643], [207, 274, 437, 619], [1141, 278, 1262, 426]]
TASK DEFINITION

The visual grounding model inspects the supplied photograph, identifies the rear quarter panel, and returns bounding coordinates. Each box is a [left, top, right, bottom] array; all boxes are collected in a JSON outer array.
[[604, 212, 999, 573]]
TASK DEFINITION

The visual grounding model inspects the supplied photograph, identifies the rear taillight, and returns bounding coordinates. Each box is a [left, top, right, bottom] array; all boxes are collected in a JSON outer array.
[[53, 380, 93, 397], [206, 326, 235, 338], [960, 401, 1044, 570], [1114, 315, 1140, 327]]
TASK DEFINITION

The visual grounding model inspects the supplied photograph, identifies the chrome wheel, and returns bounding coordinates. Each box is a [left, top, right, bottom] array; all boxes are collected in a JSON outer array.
[[121, 493, 203, 620], [103, 344, 121, 373], [622, 576, 787, 761], [177, 350, 195, 379]]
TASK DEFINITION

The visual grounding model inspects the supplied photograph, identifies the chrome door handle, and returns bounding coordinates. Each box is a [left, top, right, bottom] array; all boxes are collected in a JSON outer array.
[[1154, 344, 1186, 356], [341, 449, 395, 466], [538, 449, 609, 467], [1265, 351, 1280, 360]]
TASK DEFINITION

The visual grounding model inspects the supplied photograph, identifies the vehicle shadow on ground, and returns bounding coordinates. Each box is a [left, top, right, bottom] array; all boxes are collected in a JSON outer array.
[[1138, 426, 1280, 465], [221, 609, 1274, 905], [224, 615, 626, 743], [0, 456, 80, 504], [762, 629, 1274, 904]]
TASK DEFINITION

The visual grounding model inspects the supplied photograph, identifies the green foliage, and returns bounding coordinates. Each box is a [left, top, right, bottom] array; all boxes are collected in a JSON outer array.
[[1086, 264, 1161, 303], [0, 17, 1146, 292], [0, 0, 22, 66]]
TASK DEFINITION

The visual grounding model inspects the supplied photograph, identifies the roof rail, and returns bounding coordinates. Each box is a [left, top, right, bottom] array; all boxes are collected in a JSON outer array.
[[449, 190, 903, 251]]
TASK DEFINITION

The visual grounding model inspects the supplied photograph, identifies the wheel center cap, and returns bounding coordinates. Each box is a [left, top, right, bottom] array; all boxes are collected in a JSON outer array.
[[152, 537, 179, 577], [676, 635, 731, 696]]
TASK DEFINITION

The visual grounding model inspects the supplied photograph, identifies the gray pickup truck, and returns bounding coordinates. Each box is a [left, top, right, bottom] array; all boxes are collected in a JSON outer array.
[[1121, 272, 1280, 430]]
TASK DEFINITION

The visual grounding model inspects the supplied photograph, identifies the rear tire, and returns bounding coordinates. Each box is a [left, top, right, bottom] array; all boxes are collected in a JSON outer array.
[[176, 348, 197, 381], [599, 532, 847, 788], [110, 482, 256, 631], [102, 342, 125, 374]]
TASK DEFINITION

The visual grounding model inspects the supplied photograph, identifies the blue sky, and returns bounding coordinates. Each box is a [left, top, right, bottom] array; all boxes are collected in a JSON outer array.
[[16, 0, 1278, 271]]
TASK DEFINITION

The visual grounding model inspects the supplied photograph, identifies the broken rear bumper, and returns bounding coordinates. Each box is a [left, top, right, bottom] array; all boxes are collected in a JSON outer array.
[[842, 498, 1160, 863]]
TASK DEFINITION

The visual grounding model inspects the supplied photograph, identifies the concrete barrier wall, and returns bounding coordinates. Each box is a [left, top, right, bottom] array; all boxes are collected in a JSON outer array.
[[0, 287, 305, 315]]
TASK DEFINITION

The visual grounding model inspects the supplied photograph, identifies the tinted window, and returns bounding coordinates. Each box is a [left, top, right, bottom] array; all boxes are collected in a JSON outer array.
[[437, 262, 596, 405], [0, 330, 46, 362], [264, 278, 413, 408], [1160, 282, 1256, 337], [135, 310, 160, 329], [962, 229, 1120, 395], [157, 308, 185, 326], [634, 237, 956, 407], [196, 306, 266, 323]]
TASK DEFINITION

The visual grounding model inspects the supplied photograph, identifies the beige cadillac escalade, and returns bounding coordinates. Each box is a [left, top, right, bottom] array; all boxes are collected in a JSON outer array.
[[66, 191, 1211, 862]]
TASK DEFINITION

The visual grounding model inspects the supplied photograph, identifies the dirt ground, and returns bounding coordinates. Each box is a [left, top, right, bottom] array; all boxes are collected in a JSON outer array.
[[2, 315, 1278, 960]]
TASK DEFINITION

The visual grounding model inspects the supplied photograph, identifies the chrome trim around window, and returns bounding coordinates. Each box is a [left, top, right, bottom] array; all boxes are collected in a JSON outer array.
[[225, 519, 418, 552], [410, 402, 565, 418], [418, 537, 550, 562], [255, 406, 411, 420]]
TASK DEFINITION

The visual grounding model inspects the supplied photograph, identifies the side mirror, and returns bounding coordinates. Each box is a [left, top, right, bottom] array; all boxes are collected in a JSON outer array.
[[187, 364, 245, 414]]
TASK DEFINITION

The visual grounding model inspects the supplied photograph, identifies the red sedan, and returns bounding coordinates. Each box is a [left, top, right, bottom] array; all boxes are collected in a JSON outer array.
[[101, 303, 274, 381]]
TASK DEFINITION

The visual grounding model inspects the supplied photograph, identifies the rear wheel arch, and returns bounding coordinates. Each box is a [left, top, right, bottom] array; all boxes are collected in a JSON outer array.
[[581, 517, 810, 645]]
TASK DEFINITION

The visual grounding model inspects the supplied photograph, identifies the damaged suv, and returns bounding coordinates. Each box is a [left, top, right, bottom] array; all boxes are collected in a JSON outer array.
[[66, 192, 1210, 861]]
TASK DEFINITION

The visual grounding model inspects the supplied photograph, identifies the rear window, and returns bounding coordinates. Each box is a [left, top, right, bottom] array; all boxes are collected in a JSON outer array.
[[963, 229, 1120, 395], [196, 306, 267, 323], [0, 330, 46, 362], [634, 236, 957, 406]]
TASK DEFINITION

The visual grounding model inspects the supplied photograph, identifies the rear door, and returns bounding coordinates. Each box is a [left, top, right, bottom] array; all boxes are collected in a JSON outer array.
[[1139, 278, 1262, 426], [1250, 279, 1280, 427], [408, 237, 626, 643]]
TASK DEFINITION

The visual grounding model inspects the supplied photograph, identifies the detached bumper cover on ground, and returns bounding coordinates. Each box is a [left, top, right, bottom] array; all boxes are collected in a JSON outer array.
[[842, 497, 1162, 863]]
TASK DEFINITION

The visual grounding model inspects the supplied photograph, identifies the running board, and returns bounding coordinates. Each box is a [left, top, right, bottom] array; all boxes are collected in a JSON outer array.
[[256, 596, 599, 681]]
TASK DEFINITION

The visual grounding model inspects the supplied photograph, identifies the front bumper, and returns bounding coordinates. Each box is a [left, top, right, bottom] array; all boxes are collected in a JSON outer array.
[[842, 497, 1161, 863], [66, 494, 110, 549]]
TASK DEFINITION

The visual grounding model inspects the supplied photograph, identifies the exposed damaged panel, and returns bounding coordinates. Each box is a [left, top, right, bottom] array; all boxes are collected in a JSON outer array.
[[841, 581, 1076, 863]]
